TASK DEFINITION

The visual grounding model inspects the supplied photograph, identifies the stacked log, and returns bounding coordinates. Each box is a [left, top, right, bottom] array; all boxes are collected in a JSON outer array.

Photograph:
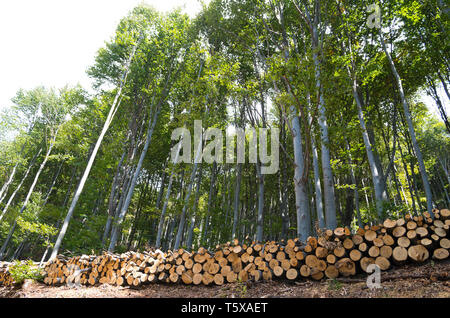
[[2, 208, 449, 288], [0, 263, 13, 287]]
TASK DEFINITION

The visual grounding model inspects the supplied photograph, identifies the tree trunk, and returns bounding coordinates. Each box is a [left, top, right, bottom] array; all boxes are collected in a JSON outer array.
[[0, 128, 58, 260], [0, 147, 42, 222], [232, 163, 242, 240], [255, 162, 265, 242], [42, 160, 64, 207], [155, 140, 183, 248], [380, 33, 433, 215], [173, 128, 203, 251], [108, 103, 162, 252], [186, 164, 203, 250], [312, 45, 336, 229], [50, 41, 139, 259]]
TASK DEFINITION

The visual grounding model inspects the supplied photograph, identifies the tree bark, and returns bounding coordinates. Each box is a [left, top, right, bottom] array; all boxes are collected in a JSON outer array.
[[0, 128, 58, 260], [380, 33, 433, 215], [50, 40, 139, 259], [0, 147, 42, 222]]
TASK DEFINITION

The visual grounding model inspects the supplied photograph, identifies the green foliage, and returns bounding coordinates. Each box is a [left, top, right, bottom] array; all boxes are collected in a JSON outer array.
[[8, 260, 44, 284], [0, 1, 448, 259], [327, 278, 343, 291]]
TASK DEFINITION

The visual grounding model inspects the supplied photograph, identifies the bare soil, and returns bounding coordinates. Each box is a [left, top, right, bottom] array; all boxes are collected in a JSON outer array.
[[1, 260, 449, 298]]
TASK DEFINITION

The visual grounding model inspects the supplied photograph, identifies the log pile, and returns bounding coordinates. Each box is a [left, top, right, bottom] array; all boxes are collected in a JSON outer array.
[[0, 263, 13, 287], [1, 209, 449, 287]]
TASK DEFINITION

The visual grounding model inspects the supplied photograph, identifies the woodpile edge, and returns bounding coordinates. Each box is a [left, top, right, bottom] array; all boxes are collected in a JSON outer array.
[[1, 208, 449, 288]]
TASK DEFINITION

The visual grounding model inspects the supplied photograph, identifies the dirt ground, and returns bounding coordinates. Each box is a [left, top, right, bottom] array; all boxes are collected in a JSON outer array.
[[1, 260, 449, 298]]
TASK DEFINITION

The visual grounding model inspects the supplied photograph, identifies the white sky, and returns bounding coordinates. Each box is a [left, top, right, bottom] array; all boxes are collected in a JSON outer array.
[[0, 0, 204, 112], [0, 0, 445, 120]]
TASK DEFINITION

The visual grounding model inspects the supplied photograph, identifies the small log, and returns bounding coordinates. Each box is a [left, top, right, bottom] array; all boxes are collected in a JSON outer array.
[[432, 248, 449, 260], [407, 245, 429, 262]]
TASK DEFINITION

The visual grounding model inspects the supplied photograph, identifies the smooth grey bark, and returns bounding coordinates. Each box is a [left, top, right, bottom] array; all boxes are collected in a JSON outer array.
[[341, 32, 387, 220], [155, 140, 183, 248], [380, 33, 433, 214], [199, 162, 216, 247], [0, 129, 58, 260], [108, 53, 179, 252], [0, 147, 42, 222], [345, 139, 362, 228], [0, 160, 20, 206], [279, 7, 311, 240], [291, 113, 310, 242], [279, 122, 290, 239], [399, 142, 418, 214], [439, 157, 450, 186], [108, 101, 162, 252], [437, 170, 450, 205], [353, 91, 386, 219], [0, 121, 35, 205], [0, 162, 19, 205], [294, 0, 337, 229], [312, 42, 336, 229], [101, 149, 127, 246], [126, 174, 152, 250], [19, 129, 58, 215], [50, 41, 139, 260], [426, 75, 450, 134], [264, 2, 311, 239], [155, 164, 167, 209], [40, 166, 77, 265], [155, 57, 204, 248], [173, 131, 203, 251], [231, 163, 242, 240], [255, 162, 265, 242], [186, 164, 203, 250], [109, 165, 135, 245], [42, 160, 64, 207], [307, 92, 324, 229]]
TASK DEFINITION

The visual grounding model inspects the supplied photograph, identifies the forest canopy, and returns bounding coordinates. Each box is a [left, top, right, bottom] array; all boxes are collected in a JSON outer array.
[[0, 0, 448, 262]]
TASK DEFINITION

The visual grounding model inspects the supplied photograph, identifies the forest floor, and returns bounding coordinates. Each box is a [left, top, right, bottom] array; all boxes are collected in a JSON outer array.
[[1, 259, 449, 298]]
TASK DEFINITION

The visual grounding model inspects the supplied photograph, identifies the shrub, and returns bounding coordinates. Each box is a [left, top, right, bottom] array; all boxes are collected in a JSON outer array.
[[8, 260, 43, 284]]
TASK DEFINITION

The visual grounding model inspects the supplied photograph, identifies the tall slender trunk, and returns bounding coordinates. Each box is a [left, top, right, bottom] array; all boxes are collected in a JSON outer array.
[[0, 147, 42, 222], [352, 89, 386, 219], [0, 128, 58, 260], [312, 44, 336, 229], [155, 164, 167, 209], [426, 75, 450, 134], [108, 103, 162, 252], [437, 170, 450, 205], [173, 129, 203, 251], [291, 113, 310, 241], [345, 139, 362, 228], [102, 149, 126, 246], [126, 174, 151, 250], [279, 121, 290, 239], [307, 93, 324, 229], [186, 164, 203, 250], [0, 131, 31, 205], [50, 41, 139, 259], [42, 160, 64, 206], [232, 163, 242, 240], [200, 162, 216, 247], [399, 141, 418, 214], [155, 141, 183, 248], [255, 162, 265, 242], [380, 33, 433, 215]]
